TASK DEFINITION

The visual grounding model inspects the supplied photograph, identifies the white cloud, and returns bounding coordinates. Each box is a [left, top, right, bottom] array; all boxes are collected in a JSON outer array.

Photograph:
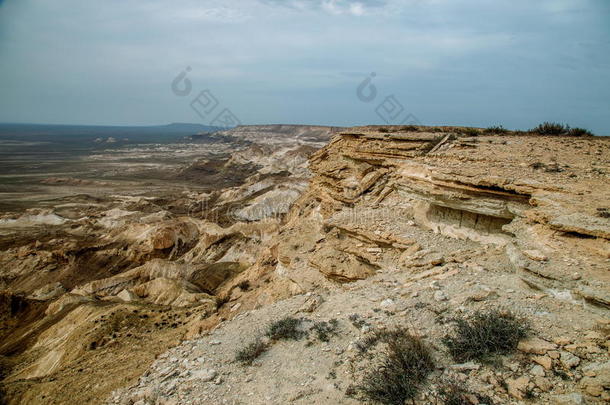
[[349, 2, 365, 16]]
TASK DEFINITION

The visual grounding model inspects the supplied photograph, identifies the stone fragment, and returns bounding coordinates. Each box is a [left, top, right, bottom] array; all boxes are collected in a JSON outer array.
[[552, 393, 585, 405], [523, 250, 548, 261], [533, 376, 552, 392], [532, 355, 553, 370], [560, 351, 581, 368], [192, 369, 217, 382], [530, 364, 545, 377], [506, 376, 530, 400], [380, 298, 395, 309], [580, 362, 610, 397], [433, 291, 448, 302], [517, 337, 557, 354], [554, 336, 572, 346], [299, 294, 323, 313], [117, 289, 139, 302]]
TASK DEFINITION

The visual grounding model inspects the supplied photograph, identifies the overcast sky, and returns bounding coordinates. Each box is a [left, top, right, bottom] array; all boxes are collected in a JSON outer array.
[[0, 0, 609, 133]]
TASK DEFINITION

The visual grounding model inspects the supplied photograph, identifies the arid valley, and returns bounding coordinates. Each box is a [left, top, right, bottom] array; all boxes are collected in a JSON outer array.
[[0, 124, 608, 404]]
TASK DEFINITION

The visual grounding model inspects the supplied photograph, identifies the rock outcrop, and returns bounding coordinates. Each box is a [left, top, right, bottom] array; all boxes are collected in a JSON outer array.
[[1, 125, 609, 405]]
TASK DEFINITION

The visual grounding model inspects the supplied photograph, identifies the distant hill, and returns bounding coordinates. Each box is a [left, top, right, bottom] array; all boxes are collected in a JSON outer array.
[[0, 122, 223, 144]]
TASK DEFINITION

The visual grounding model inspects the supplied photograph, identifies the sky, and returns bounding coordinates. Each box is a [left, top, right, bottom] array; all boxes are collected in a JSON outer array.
[[0, 0, 609, 133]]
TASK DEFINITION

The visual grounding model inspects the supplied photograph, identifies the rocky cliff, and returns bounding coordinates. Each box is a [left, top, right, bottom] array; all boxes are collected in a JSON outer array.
[[1, 125, 609, 404]]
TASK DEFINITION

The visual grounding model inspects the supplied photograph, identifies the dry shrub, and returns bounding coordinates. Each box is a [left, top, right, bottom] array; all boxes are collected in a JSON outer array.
[[235, 338, 268, 365], [442, 309, 529, 362], [358, 329, 435, 405]]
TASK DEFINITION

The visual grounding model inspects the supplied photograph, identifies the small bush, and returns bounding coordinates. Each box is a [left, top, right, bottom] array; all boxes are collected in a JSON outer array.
[[400, 125, 419, 132], [312, 319, 339, 342], [237, 280, 250, 291], [358, 329, 435, 405], [235, 338, 268, 365], [378, 127, 390, 133], [485, 125, 508, 135], [442, 309, 529, 362], [568, 127, 594, 136], [531, 122, 569, 136], [265, 317, 306, 341]]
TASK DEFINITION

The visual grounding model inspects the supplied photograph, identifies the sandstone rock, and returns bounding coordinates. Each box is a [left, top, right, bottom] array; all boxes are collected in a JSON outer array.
[[532, 355, 553, 370], [399, 243, 421, 262], [309, 246, 377, 282], [523, 249, 548, 261], [517, 337, 557, 354], [554, 336, 572, 346], [580, 362, 610, 397], [534, 376, 552, 392], [506, 376, 530, 399]]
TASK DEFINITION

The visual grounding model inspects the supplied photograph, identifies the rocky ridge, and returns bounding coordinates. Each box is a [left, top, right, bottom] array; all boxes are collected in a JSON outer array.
[[1, 125, 609, 404], [111, 126, 609, 404]]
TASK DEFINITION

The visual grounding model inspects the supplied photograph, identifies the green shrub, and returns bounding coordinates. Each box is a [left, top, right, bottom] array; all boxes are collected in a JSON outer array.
[[358, 329, 435, 405], [400, 125, 419, 132], [442, 309, 529, 362], [378, 127, 390, 133], [265, 317, 306, 341], [235, 338, 268, 365]]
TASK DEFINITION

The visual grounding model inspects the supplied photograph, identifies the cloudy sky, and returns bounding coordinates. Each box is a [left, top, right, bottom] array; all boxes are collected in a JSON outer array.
[[0, 0, 609, 133]]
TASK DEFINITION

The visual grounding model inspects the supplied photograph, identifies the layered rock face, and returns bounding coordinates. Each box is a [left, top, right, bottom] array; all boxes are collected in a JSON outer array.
[[109, 127, 610, 405], [272, 128, 609, 304]]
